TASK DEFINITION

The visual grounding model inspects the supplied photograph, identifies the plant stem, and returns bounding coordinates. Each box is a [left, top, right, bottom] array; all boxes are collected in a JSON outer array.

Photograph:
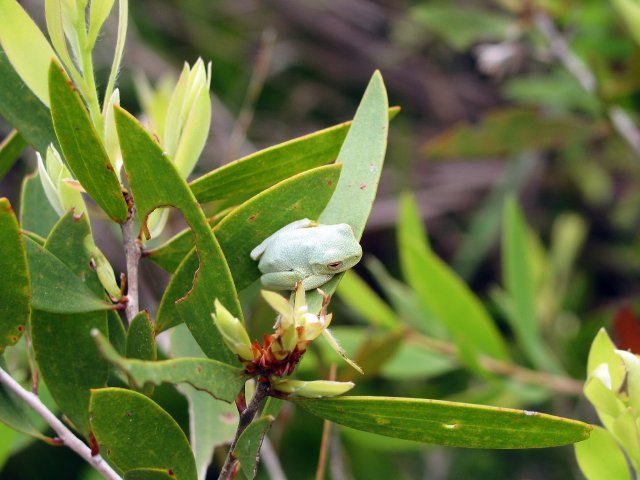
[[121, 198, 141, 325], [411, 333, 584, 395], [0, 366, 122, 480], [218, 381, 270, 480]]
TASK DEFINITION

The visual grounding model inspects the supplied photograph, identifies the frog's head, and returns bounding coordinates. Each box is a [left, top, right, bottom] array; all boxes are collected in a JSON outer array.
[[310, 223, 363, 275]]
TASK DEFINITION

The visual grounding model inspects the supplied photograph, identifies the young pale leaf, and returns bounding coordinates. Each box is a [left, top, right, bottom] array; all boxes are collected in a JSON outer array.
[[115, 106, 241, 364], [94, 331, 248, 403], [88, 0, 116, 47], [189, 106, 399, 205], [503, 197, 562, 373], [303, 72, 388, 312], [154, 165, 340, 332], [103, 0, 127, 108], [90, 388, 197, 480], [0, 1, 57, 105], [19, 173, 59, 238], [0, 49, 57, 153], [295, 396, 591, 448], [0, 199, 30, 352], [574, 425, 630, 480], [24, 236, 112, 313], [0, 130, 26, 180], [49, 61, 128, 223], [233, 417, 274, 480], [398, 193, 509, 368]]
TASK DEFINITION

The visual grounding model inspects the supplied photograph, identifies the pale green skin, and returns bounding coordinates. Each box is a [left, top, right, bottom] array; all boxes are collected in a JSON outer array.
[[250, 219, 362, 290]]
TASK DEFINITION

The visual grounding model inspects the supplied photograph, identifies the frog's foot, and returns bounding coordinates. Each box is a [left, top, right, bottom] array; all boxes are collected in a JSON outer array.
[[260, 271, 305, 291]]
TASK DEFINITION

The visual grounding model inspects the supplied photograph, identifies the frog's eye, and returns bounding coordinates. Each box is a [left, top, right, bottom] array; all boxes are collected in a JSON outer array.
[[327, 261, 343, 271]]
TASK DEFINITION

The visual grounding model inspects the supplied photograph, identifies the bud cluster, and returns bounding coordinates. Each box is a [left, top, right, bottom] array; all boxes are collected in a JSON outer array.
[[212, 284, 358, 398]]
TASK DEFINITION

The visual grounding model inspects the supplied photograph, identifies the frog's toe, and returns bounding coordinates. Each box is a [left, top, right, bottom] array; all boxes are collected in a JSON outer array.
[[301, 275, 333, 290]]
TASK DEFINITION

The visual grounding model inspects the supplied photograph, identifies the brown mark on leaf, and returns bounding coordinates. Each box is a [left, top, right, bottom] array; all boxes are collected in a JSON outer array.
[[9, 336, 17, 343], [359, 183, 367, 190], [167, 469, 175, 477], [17, 325, 25, 332], [196, 366, 203, 374], [106, 163, 115, 172], [248, 214, 257, 222], [125, 410, 132, 417]]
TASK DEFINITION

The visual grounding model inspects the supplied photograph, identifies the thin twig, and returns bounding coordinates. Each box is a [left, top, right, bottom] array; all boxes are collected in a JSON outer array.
[[218, 381, 270, 480], [121, 197, 141, 325], [0, 366, 122, 480], [533, 10, 640, 156], [224, 28, 276, 163], [411, 334, 584, 395], [315, 364, 337, 480]]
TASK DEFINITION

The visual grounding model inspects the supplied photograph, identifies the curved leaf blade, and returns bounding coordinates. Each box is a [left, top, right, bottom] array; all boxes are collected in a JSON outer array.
[[307, 71, 389, 309], [0, 198, 30, 352], [49, 61, 128, 222], [19, 173, 59, 238], [295, 396, 591, 448], [0, 130, 26, 180], [189, 107, 399, 204], [90, 388, 197, 480], [115, 106, 241, 364], [233, 417, 274, 480], [95, 330, 247, 403]]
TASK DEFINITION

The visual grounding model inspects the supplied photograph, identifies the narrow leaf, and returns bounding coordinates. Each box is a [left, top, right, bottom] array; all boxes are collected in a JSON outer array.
[[49, 61, 128, 223], [503, 198, 562, 373], [0, 198, 30, 352], [0, 1, 57, 105], [19, 173, 59, 238], [295, 396, 592, 448], [115, 106, 241, 364], [0, 48, 57, 153], [189, 106, 399, 204], [398, 193, 509, 367], [90, 388, 197, 480], [336, 270, 399, 329], [307, 71, 389, 310], [94, 332, 248, 403]]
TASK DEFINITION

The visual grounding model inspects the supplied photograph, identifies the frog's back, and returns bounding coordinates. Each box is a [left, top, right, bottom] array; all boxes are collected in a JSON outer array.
[[257, 229, 316, 272]]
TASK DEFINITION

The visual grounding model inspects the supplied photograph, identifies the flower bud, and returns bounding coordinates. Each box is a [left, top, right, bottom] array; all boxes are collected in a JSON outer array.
[[83, 235, 121, 300], [212, 299, 253, 361], [271, 379, 355, 398]]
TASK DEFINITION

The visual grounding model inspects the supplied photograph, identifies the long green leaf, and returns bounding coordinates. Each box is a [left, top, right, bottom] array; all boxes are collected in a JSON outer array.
[[0, 48, 57, 153], [336, 270, 399, 329], [503, 198, 562, 373], [154, 165, 340, 332], [0, 198, 30, 352], [115, 106, 241, 364], [398, 193, 509, 368], [90, 388, 197, 480], [307, 71, 389, 310], [30, 211, 110, 437], [49, 61, 128, 223], [94, 332, 247, 403], [189, 106, 399, 204], [295, 396, 591, 448], [574, 425, 631, 480]]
